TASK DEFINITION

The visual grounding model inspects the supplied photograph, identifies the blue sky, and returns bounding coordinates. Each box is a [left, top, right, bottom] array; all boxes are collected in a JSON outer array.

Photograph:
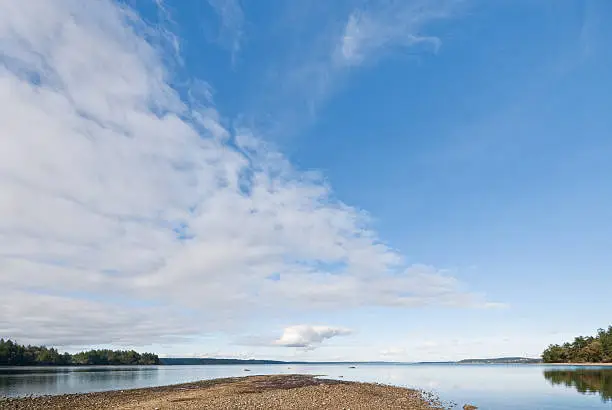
[[1, 0, 611, 361]]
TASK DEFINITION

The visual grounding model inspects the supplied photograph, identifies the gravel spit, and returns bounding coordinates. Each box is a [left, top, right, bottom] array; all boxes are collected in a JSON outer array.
[[0, 374, 464, 409]]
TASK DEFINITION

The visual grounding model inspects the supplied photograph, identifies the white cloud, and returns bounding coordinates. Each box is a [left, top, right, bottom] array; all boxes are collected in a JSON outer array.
[[0, 0, 498, 347], [337, 0, 458, 66], [254, 1, 461, 136], [274, 325, 352, 349], [207, 0, 244, 62]]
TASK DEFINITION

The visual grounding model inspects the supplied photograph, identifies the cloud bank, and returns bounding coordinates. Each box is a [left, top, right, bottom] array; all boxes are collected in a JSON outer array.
[[0, 0, 494, 346]]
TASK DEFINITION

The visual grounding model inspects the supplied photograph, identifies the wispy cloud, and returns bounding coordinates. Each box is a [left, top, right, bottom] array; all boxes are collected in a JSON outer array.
[[0, 0, 496, 346], [274, 325, 352, 349], [250, 0, 461, 135], [337, 0, 456, 66], [207, 0, 244, 63]]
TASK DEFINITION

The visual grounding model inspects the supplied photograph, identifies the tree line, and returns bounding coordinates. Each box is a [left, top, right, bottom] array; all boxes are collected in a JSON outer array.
[[0, 339, 160, 366], [542, 326, 612, 363]]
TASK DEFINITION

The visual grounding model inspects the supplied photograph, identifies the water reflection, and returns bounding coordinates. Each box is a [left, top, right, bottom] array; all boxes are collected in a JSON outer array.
[[0, 366, 156, 375], [0, 366, 159, 397], [544, 368, 612, 402], [3, 365, 612, 409]]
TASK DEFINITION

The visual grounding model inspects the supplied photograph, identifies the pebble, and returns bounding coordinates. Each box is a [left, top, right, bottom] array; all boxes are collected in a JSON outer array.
[[0, 374, 464, 409]]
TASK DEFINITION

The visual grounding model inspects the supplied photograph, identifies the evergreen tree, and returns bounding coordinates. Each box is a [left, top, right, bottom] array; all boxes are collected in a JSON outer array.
[[542, 326, 612, 363], [0, 339, 159, 366]]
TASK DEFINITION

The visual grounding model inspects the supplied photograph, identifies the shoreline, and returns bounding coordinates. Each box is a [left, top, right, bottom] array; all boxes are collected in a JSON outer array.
[[540, 363, 612, 366], [0, 374, 459, 409]]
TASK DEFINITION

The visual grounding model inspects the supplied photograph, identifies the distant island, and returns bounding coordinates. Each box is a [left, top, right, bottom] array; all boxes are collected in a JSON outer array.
[[0, 339, 159, 366], [160, 357, 545, 365], [542, 326, 612, 363], [456, 357, 542, 364], [159, 358, 289, 365], [159, 358, 389, 365]]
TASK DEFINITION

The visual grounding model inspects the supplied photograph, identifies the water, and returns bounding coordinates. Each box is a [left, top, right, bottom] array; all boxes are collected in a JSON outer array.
[[1, 364, 611, 409]]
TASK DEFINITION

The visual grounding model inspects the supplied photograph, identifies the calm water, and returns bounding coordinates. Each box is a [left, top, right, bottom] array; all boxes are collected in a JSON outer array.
[[1, 364, 611, 409]]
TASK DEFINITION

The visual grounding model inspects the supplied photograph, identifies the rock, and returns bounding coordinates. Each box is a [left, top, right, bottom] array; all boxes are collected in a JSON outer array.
[[463, 405, 478, 410]]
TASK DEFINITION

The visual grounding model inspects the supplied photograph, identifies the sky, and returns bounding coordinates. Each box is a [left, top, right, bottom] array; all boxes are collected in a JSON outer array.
[[1, 0, 611, 362]]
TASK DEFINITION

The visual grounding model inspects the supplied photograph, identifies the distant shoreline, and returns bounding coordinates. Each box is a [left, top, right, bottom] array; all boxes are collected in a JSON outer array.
[[539, 362, 612, 366], [4, 358, 611, 367]]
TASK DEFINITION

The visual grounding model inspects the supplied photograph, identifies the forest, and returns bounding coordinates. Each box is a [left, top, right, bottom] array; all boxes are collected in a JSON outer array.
[[541, 326, 612, 363], [0, 339, 159, 366]]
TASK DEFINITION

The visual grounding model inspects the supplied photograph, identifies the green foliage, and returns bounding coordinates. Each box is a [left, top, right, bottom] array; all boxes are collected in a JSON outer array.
[[542, 326, 612, 363], [71, 349, 159, 365], [0, 339, 159, 366]]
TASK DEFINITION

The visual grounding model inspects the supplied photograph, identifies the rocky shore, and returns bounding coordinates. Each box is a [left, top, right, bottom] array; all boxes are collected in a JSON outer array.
[[0, 374, 464, 409]]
